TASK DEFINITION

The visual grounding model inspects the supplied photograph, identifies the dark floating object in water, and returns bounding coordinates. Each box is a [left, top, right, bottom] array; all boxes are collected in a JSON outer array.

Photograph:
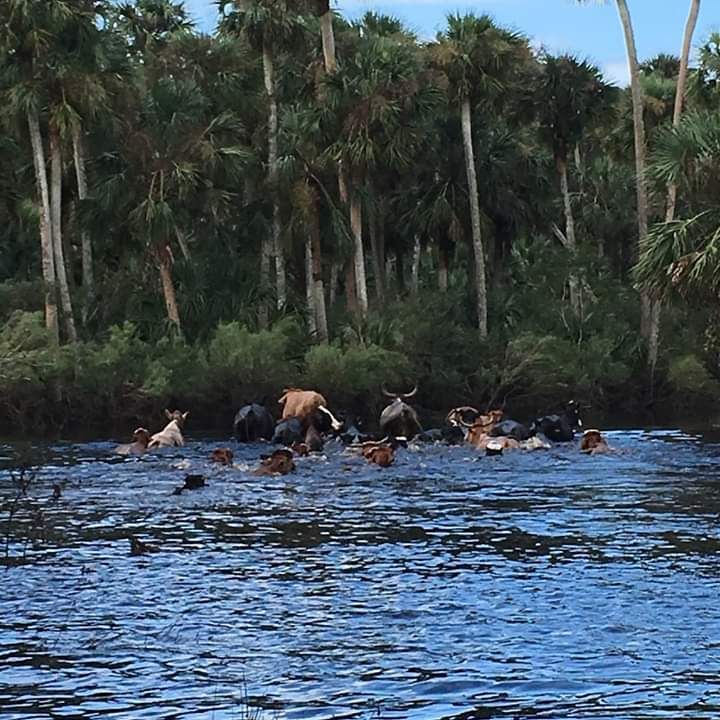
[[52, 483, 62, 500], [184, 474, 206, 489], [129, 536, 157, 556], [173, 474, 207, 495]]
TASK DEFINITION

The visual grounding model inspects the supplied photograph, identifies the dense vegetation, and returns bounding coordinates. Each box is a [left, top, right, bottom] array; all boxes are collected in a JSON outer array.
[[1, 0, 719, 435]]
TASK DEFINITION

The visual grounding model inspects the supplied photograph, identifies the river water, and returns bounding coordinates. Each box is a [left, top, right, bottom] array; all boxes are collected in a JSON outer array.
[[2, 430, 720, 719]]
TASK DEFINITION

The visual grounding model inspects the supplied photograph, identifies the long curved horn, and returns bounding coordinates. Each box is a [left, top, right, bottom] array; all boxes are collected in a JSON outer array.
[[381, 385, 396, 399], [402, 385, 418, 400], [445, 406, 479, 426]]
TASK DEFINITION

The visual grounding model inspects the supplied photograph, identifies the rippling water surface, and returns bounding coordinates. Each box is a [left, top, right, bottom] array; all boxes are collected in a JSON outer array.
[[2, 430, 720, 719]]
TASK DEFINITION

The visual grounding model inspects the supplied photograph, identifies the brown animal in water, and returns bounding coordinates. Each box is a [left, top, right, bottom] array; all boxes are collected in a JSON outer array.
[[458, 410, 505, 448], [252, 449, 296, 476], [148, 410, 189, 448], [278, 388, 342, 431], [210, 448, 234, 465], [580, 429, 610, 455], [115, 427, 151, 455], [365, 445, 395, 467], [355, 438, 397, 467], [291, 442, 310, 457]]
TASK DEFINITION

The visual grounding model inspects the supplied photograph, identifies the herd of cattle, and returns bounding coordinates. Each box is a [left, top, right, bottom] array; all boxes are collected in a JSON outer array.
[[115, 388, 611, 473]]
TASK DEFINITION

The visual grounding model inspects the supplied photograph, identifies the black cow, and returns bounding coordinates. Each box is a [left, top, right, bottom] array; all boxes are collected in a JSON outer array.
[[379, 386, 422, 440], [234, 403, 274, 442], [531, 401, 583, 442], [272, 417, 304, 446], [490, 418, 533, 442]]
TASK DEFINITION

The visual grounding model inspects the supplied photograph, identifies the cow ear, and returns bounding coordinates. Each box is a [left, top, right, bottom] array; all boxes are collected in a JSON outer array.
[[182, 411, 190, 420], [165, 409, 172, 419]]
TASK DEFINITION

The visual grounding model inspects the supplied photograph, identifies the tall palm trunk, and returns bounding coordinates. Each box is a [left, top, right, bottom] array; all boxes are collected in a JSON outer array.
[[262, 39, 285, 313], [329, 261, 339, 306], [309, 185, 328, 342], [438, 245, 449, 292], [158, 247, 181, 330], [368, 194, 385, 303], [557, 156, 581, 316], [27, 111, 59, 344], [665, 0, 701, 224], [317, 0, 336, 73], [615, 0, 655, 355], [645, 0, 702, 380], [72, 124, 94, 323], [49, 125, 77, 343], [318, 0, 339, 328], [460, 96, 488, 337], [410, 234, 421, 296], [305, 235, 317, 337], [349, 179, 368, 317]]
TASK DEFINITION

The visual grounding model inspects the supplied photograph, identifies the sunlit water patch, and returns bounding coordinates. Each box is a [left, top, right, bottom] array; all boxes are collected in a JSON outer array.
[[2, 431, 720, 718]]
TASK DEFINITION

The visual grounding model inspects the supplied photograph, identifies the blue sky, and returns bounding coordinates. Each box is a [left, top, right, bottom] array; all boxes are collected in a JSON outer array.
[[189, 1, 719, 86]]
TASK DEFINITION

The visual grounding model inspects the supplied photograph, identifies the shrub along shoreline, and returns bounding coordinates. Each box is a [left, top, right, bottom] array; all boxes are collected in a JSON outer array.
[[0, 308, 718, 439]]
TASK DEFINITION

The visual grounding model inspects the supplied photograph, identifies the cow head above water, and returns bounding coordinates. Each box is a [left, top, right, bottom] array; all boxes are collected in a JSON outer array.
[[446, 406, 481, 428], [379, 386, 422, 439], [165, 409, 189, 426], [565, 401, 582, 430], [456, 409, 504, 447], [580, 429, 609, 454], [133, 427, 151, 445]]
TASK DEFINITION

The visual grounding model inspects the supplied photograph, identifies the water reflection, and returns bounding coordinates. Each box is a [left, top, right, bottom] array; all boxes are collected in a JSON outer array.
[[2, 430, 720, 718]]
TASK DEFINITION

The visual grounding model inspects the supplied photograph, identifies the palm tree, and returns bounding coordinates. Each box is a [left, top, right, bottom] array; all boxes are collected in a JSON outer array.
[[665, 1, 701, 222], [324, 20, 441, 317], [692, 33, 720, 110], [58, 0, 128, 326], [219, 0, 307, 324], [314, 0, 336, 72], [435, 14, 529, 337], [576, 0, 663, 371], [636, 112, 720, 301], [280, 104, 331, 341], [94, 54, 249, 331], [536, 54, 616, 315], [0, 0, 98, 343]]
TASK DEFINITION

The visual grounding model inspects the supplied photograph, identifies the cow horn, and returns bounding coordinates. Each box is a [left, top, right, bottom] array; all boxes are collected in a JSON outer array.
[[402, 385, 418, 400], [381, 385, 396, 399], [445, 406, 479, 426]]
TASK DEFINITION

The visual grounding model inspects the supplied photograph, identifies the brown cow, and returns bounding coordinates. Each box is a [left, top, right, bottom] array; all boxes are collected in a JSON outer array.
[[210, 448, 234, 465], [115, 427, 151, 455], [278, 388, 342, 431], [354, 438, 397, 468], [252, 449, 296, 476], [580, 429, 610, 455], [365, 445, 395, 467], [459, 409, 504, 447], [148, 410, 189, 448], [455, 409, 521, 455]]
